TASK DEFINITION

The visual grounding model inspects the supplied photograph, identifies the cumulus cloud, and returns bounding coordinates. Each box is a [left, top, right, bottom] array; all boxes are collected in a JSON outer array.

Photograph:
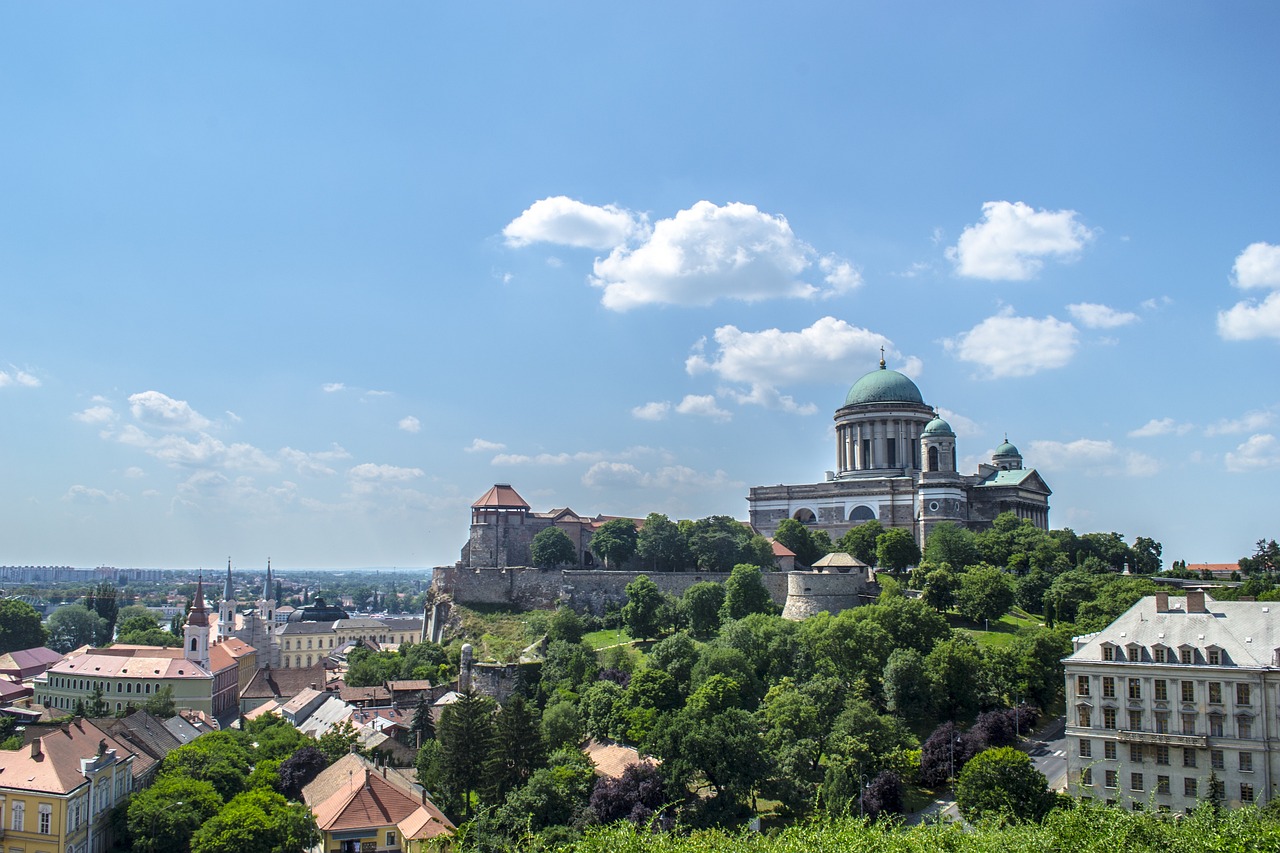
[[1029, 438, 1160, 477], [73, 405, 116, 425], [466, 438, 507, 453], [1129, 417, 1193, 438], [279, 445, 351, 476], [1205, 410, 1274, 436], [674, 395, 732, 422], [323, 382, 346, 393], [128, 391, 211, 431], [503, 196, 646, 250], [590, 201, 858, 310], [0, 368, 40, 388], [398, 416, 421, 433], [685, 316, 907, 412], [631, 401, 671, 421], [1067, 302, 1139, 329], [1219, 242, 1280, 340], [1225, 434, 1280, 472], [346, 463, 424, 495], [935, 407, 981, 437], [944, 308, 1079, 378], [946, 201, 1095, 280], [62, 485, 127, 504], [123, 467, 146, 479], [581, 461, 735, 490]]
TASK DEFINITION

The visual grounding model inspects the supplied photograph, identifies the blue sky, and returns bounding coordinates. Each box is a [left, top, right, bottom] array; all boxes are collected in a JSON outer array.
[[1, 4, 1276, 570]]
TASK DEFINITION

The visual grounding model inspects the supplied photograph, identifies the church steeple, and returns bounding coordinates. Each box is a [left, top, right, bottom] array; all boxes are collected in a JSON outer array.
[[223, 557, 234, 601], [218, 559, 238, 641], [184, 573, 211, 669]]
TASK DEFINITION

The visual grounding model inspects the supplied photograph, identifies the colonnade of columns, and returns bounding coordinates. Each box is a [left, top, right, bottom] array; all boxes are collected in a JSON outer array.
[[836, 418, 923, 473]]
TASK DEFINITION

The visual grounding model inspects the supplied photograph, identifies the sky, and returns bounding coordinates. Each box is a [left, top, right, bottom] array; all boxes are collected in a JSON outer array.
[[0, 4, 1277, 571]]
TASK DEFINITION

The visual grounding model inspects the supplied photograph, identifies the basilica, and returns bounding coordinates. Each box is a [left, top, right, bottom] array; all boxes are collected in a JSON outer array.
[[747, 356, 1051, 548]]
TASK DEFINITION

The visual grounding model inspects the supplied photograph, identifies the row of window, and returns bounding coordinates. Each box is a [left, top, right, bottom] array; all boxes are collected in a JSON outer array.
[[1078, 675, 1252, 705], [280, 633, 413, 651], [1083, 771, 1252, 802], [1101, 644, 1229, 665], [1080, 739, 1254, 771], [1077, 706, 1254, 738], [46, 677, 165, 696], [40, 695, 156, 714]]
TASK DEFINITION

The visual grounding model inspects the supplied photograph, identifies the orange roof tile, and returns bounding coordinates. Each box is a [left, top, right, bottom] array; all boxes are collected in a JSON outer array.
[[471, 484, 530, 509], [0, 719, 133, 794], [312, 768, 422, 832]]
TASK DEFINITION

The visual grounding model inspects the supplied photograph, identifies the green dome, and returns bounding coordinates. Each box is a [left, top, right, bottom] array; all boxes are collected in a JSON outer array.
[[923, 416, 954, 437], [994, 440, 1020, 457], [844, 365, 924, 406]]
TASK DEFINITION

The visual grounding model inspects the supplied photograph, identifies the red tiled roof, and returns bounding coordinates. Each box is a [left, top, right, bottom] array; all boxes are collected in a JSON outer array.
[[0, 647, 62, 677], [0, 719, 134, 794], [312, 768, 421, 831], [471, 484, 530, 510]]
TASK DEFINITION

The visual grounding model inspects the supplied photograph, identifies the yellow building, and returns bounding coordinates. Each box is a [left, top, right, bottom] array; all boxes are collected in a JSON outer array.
[[0, 719, 135, 853]]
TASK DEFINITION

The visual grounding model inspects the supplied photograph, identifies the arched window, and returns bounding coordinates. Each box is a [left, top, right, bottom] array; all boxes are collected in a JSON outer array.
[[191, 638, 198, 651], [849, 505, 876, 523], [793, 508, 816, 524], [927, 446, 939, 472]]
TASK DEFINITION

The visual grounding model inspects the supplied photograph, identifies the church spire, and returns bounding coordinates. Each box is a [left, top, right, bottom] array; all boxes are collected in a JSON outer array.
[[187, 573, 209, 627], [223, 558, 234, 601], [262, 559, 274, 602]]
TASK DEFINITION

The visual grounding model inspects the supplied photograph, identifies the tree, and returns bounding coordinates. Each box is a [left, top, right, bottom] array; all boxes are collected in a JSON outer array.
[[591, 518, 639, 568], [882, 648, 935, 728], [925, 635, 983, 721], [47, 604, 107, 653], [547, 606, 587, 645], [490, 749, 596, 839], [837, 520, 883, 566], [956, 746, 1055, 824], [0, 599, 47, 653], [1131, 536, 1163, 574], [773, 518, 825, 567], [88, 580, 119, 643], [923, 523, 981, 571], [485, 695, 546, 802], [316, 719, 363, 764], [411, 693, 435, 745], [686, 516, 754, 573], [647, 632, 698, 696], [721, 564, 774, 621], [278, 746, 328, 800], [580, 680, 630, 743], [859, 770, 905, 821], [159, 732, 252, 800], [189, 788, 317, 853], [875, 528, 921, 576], [142, 685, 176, 717], [679, 581, 725, 638], [127, 775, 224, 853], [436, 689, 495, 816], [541, 699, 583, 749], [919, 721, 976, 787], [921, 566, 959, 612], [622, 575, 663, 640], [955, 564, 1015, 624], [531, 527, 578, 568], [589, 761, 671, 828], [636, 513, 692, 572]]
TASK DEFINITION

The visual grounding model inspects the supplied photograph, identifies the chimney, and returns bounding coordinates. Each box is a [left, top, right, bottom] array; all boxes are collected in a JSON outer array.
[[1187, 590, 1207, 613], [1155, 593, 1169, 612], [30, 738, 42, 758]]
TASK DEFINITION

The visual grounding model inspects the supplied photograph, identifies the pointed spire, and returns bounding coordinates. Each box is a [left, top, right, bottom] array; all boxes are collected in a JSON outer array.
[[223, 558, 234, 601], [188, 573, 210, 627], [263, 559, 274, 602]]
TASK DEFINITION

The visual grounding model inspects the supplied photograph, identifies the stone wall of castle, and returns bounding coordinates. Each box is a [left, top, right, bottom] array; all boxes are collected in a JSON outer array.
[[779, 570, 876, 620]]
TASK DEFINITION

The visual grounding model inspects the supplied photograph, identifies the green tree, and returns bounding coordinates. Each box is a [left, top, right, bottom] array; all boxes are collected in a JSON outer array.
[[189, 788, 317, 853], [647, 631, 699, 696], [621, 575, 663, 640], [923, 523, 981, 571], [925, 635, 983, 721], [679, 581, 725, 638], [541, 700, 583, 749], [773, 518, 825, 567], [411, 693, 435, 745], [485, 695, 546, 802], [636, 513, 692, 572], [956, 746, 1055, 824], [142, 685, 177, 717], [882, 648, 936, 728], [159, 733, 252, 801], [721, 564, 774, 621], [316, 719, 364, 763], [590, 518, 639, 568], [547, 606, 587, 645], [0, 599, 48, 653], [531, 527, 578, 568], [686, 516, 753, 572], [47, 604, 108, 653], [127, 775, 224, 853], [921, 565, 958, 612], [88, 580, 119, 643], [836, 520, 883, 566], [1131, 536, 1163, 574], [436, 689, 495, 817], [580, 680, 630, 743], [489, 748, 597, 841], [955, 564, 1015, 625], [875, 528, 921, 576]]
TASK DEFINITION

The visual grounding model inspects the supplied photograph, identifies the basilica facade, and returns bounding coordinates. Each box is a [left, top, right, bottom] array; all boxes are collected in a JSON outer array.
[[747, 357, 1051, 549]]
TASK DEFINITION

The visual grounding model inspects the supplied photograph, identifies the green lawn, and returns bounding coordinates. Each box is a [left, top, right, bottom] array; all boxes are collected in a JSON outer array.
[[583, 627, 632, 649], [948, 608, 1045, 649]]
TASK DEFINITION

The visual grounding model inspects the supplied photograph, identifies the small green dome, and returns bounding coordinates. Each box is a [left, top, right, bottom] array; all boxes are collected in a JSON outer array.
[[844, 365, 924, 406], [994, 440, 1020, 457], [923, 416, 954, 437]]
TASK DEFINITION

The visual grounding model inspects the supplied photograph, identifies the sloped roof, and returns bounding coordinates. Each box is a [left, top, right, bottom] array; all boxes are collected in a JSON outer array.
[[52, 648, 212, 680], [471, 484, 530, 510], [770, 540, 797, 558], [0, 719, 133, 794], [241, 663, 328, 700], [582, 739, 658, 780], [974, 468, 1052, 494], [305, 754, 454, 841], [812, 552, 869, 570], [0, 647, 62, 676]]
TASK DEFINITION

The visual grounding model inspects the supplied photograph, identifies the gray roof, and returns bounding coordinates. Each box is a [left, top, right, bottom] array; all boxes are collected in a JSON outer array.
[[276, 621, 338, 635], [1066, 593, 1280, 668]]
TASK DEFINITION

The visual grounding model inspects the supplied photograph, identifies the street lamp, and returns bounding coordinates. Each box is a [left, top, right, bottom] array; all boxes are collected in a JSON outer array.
[[858, 767, 870, 819]]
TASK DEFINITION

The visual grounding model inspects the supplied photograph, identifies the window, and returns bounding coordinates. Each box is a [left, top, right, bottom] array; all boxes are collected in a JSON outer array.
[[1103, 645, 1115, 662], [1208, 648, 1221, 665], [1181, 681, 1195, 702], [1182, 714, 1197, 735], [1132, 801, 1144, 812], [1237, 683, 1252, 705], [1181, 648, 1194, 665], [1156, 745, 1169, 765], [1157, 775, 1170, 795], [1131, 772, 1144, 791], [38, 804, 51, 834], [1105, 741, 1117, 760], [1183, 748, 1197, 768], [1155, 713, 1170, 734], [1081, 767, 1093, 785], [1103, 708, 1117, 730], [12, 801, 24, 831], [1105, 770, 1118, 788], [1128, 678, 1142, 700], [1130, 744, 1144, 763], [1077, 676, 1091, 697], [1211, 749, 1224, 770], [1078, 707, 1092, 728], [1129, 710, 1143, 731], [1212, 778, 1225, 800], [1242, 783, 1255, 804], [1079, 739, 1092, 758], [1240, 752, 1254, 773], [1154, 679, 1168, 701], [1209, 682, 1222, 704], [1154, 647, 1166, 663], [1209, 716, 1224, 737], [1184, 777, 1198, 797], [1102, 677, 1116, 698], [1239, 716, 1253, 739]]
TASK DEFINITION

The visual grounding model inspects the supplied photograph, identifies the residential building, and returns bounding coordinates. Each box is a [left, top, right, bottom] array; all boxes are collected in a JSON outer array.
[[1064, 590, 1279, 811], [0, 647, 62, 680], [0, 719, 135, 853]]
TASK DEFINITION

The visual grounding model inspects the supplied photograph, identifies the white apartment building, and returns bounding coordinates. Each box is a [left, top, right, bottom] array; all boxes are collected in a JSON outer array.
[[1064, 590, 1279, 811]]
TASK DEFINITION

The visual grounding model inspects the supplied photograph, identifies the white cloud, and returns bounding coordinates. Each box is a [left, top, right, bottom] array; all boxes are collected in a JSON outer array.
[[1067, 302, 1139, 329], [123, 467, 146, 479], [1205, 410, 1274, 436], [0, 368, 40, 388], [279, 445, 350, 476], [62, 485, 127, 504], [128, 391, 211, 431], [365, 390, 393, 397], [504, 196, 645, 250], [1225, 434, 1280, 472], [398, 416, 421, 433], [346, 463, 424, 495], [465, 438, 507, 453], [580, 461, 735, 491], [581, 461, 645, 489], [946, 201, 1095, 280], [1129, 417, 1193, 438], [1218, 292, 1280, 341], [944, 308, 1079, 378], [73, 405, 116, 425], [323, 382, 346, 393], [1233, 242, 1280, 289], [935, 407, 981, 437], [1029, 438, 1160, 477], [674, 394, 731, 422], [685, 316, 902, 411], [590, 201, 856, 310], [631, 402, 671, 421]]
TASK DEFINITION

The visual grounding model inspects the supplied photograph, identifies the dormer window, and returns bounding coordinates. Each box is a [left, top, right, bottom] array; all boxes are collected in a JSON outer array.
[[1153, 646, 1167, 663], [1180, 647, 1195, 665], [1127, 644, 1143, 662], [1207, 647, 1221, 666], [1103, 644, 1116, 661]]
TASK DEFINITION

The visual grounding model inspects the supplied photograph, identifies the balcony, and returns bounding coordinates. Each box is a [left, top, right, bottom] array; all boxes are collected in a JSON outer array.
[[1118, 729, 1207, 748]]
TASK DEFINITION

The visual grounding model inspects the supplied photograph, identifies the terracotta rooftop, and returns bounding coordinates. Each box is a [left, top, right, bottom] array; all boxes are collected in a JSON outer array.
[[241, 663, 329, 700], [582, 739, 658, 780], [51, 648, 213, 680], [305, 754, 454, 841], [471, 484, 530, 510], [0, 719, 133, 794], [0, 647, 63, 677]]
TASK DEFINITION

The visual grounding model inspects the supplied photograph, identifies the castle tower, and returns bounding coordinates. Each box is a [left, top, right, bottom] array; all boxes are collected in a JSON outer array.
[[184, 574, 212, 670], [917, 415, 968, 547], [217, 558, 236, 640]]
